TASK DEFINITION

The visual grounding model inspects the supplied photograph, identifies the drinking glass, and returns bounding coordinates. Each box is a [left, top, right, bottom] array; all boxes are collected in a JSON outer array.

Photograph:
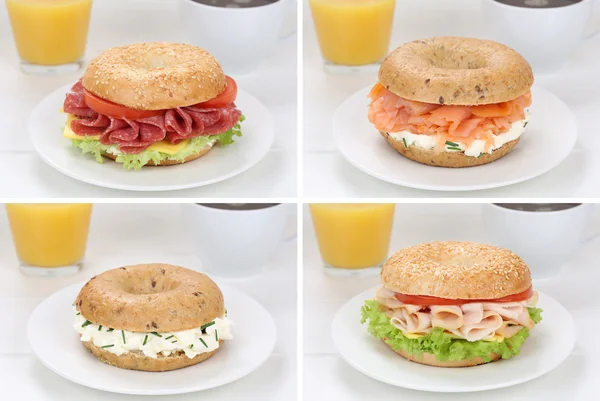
[[309, 203, 395, 276], [6, 203, 93, 276]]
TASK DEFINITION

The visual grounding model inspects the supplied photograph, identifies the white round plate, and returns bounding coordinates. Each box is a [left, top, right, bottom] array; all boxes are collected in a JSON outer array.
[[29, 84, 274, 191], [332, 286, 575, 392], [334, 85, 577, 191], [28, 282, 276, 395]]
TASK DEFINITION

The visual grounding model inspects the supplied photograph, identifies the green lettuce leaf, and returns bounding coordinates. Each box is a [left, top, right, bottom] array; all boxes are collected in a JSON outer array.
[[360, 300, 542, 363], [71, 115, 245, 171]]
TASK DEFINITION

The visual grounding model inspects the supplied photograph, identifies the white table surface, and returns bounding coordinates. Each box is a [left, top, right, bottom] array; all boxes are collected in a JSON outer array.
[[303, 0, 600, 198], [0, 0, 297, 198], [303, 203, 600, 400], [0, 204, 297, 400]]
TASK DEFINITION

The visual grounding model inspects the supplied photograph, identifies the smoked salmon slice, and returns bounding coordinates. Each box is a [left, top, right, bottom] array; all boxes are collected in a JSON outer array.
[[368, 83, 531, 152]]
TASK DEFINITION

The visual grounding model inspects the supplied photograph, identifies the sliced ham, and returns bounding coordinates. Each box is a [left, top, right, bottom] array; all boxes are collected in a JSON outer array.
[[459, 310, 504, 341], [63, 81, 241, 154], [482, 302, 535, 329], [376, 287, 403, 309], [496, 322, 524, 338], [390, 305, 431, 334], [430, 305, 464, 331]]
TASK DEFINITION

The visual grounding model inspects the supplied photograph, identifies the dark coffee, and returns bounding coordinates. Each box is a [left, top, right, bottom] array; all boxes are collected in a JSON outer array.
[[191, 0, 279, 8], [493, 0, 582, 8], [197, 203, 280, 210], [494, 203, 582, 212]]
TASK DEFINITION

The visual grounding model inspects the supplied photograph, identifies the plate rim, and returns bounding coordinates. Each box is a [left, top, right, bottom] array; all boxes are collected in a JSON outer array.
[[29, 84, 275, 192], [333, 84, 578, 191], [332, 286, 576, 393], [27, 282, 277, 395]]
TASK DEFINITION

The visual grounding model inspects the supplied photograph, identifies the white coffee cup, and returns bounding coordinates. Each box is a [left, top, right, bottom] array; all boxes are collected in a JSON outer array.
[[482, 203, 599, 279], [181, 203, 295, 277], [482, 0, 600, 74], [178, 0, 289, 75]]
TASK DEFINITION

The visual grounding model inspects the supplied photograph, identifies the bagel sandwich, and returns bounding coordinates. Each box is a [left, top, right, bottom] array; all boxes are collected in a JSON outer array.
[[368, 37, 533, 168], [62, 42, 244, 170], [73, 263, 232, 372], [360, 241, 543, 368]]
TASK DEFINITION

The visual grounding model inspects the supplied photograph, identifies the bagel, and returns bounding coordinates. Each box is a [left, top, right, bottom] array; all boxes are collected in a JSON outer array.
[[74, 264, 232, 371], [380, 241, 531, 299], [368, 37, 533, 168], [82, 42, 226, 110], [387, 342, 501, 368], [379, 37, 533, 106], [380, 131, 520, 168]]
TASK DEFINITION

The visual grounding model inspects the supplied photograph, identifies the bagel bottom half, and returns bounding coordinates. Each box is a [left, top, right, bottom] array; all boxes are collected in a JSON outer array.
[[82, 340, 222, 372], [384, 340, 501, 368], [101, 142, 214, 167], [380, 131, 519, 168]]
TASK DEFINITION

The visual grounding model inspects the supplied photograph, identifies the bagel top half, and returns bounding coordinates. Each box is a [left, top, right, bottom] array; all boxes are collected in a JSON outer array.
[[82, 42, 226, 110], [381, 241, 531, 300], [379, 37, 534, 106], [75, 263, 224, 333]]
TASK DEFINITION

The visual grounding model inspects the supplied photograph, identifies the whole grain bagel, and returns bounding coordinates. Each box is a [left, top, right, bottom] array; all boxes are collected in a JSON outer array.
[[379, 37, 533, 105], [82, 340, 222, 372], [387, 342, 501, 368], [82, 42, 226, 110], [75, 263, 224, 332], [380, 131, 519, 168], [102, 142, 214, 166], [381, 241, 531, 299]]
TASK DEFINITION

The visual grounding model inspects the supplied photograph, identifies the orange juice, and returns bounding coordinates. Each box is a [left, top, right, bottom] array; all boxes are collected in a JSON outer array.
[[309, 0, 395, 66], [6, 204, 92, 268], [310, 204, 395, 269], [5, 0, 92, 66]]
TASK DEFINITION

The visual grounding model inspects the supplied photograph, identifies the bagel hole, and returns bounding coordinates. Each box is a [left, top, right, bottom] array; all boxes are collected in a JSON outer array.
[[425, 45, 488, 70]]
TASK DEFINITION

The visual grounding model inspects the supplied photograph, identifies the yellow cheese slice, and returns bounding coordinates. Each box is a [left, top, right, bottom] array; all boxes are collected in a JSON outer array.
[[400, 330, 505, 342], [401, 332, 426, 339], [63, 114, 190, 155]]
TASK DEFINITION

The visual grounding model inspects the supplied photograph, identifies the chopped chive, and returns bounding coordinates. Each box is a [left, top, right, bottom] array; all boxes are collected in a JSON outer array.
[[445, 140, 459, 147], [107, 328, 114, 332], [199, 338, 208, 348], [447, 147, 461, 151], [200, 321, 215, 331], [81, 320, 92, 328], [165, 335, 175, 340], [524, 121, 529, 127], [98, 325, 102, 331], [215, 330, 218, 342], [402, 138, 408, 148], [172, 340, 178, 343], [121, 330, 126, 344], [101, 344, 114, 349], [150, 332, 162, 338], [143, 334, 148, 346], [189, 344, 194, 349], [76, 312, 80, 316], [477, 152, 485, 158]]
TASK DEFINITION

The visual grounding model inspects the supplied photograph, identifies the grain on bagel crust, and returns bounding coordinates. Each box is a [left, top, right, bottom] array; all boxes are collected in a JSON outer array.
[[82, 42, 226, 110], [381, 241, 531, 299], [379, 37, 533, 105], [380, 131, 520, 168], [82, 339, 222, 372], [387, 341, 501, 367], [75, 263, 224, 332]]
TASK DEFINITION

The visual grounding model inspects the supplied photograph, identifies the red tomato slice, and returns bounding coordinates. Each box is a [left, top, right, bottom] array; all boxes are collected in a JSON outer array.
[[198, 76, 237, 108], [84, 90, 164, 120], [394, 286, 533, 306]]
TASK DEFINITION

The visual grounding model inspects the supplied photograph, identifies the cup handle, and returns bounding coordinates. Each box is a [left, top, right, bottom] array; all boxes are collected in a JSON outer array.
[[583, 0, 600, 42]]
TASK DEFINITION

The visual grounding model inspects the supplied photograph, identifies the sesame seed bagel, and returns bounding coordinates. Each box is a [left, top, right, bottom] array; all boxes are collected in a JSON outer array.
[[387, 341, 501, 368], [75, 263, 224, 333], [379, 37, 533, 106], [381, 241, 531, 299], [82, 42, 226, 110], [380, 131, 519, 167], [82, 340, 222, 372], [101, 142, 214, 166]]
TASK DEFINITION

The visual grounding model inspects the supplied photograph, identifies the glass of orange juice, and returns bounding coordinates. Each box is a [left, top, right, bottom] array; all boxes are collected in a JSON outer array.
[[309, 203, 395, 276], [5, 203, 93, 276], [308, 0, 396, 73], [5, 0, 93, 74]]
